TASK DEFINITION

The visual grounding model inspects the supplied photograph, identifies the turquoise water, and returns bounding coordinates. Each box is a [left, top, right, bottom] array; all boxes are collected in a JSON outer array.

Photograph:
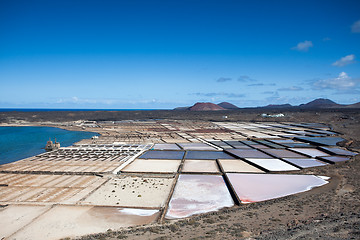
[[0, 126, 99, 165]]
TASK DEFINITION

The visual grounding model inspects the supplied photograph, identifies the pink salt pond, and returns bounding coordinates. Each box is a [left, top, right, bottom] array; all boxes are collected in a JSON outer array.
[[226, 173, 328, 203], [165, 175, 234, 219]]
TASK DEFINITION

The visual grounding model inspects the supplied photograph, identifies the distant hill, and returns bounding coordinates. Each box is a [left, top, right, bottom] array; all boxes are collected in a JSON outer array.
[[299, 98, 340, 108], [188, 102, 226, 111], [173, 106, 190, 111], [262, 104, 292, 109], [345, 102, 360, 108], [173, 98, 360, 111], [217, 102, 239, 109]]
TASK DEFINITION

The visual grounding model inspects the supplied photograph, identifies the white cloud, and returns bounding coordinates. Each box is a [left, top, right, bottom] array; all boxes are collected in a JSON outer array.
[[193, 92, 245, 98], [238, 75, 256, 82], [312, 72, 358, 90], [332, 54, 356, 67], [351, 20, 360, 33], [291, 40, 313, 52], [71, 96, 79, 102], [216, 77, 232, 82], [278, 86, 304, 91]]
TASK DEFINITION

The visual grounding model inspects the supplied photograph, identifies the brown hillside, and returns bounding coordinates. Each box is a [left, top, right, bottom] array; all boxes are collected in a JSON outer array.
[[189, 102, 226, 111]]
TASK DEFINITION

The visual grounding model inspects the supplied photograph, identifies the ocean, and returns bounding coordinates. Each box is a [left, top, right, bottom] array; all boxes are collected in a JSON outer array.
[[0, 126, 99, 165], [0, 108, 162, 112]]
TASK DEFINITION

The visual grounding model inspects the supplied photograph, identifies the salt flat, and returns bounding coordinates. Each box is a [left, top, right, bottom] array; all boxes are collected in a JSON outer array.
[[82, 176, 175, 208]]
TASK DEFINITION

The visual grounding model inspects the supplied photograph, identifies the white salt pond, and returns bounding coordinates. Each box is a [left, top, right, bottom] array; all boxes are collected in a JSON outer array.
[[153, 143, 181, 150], [0, 205, 50, 238], [226, 173, 329, 203], [8, 206, 159, 240], [245, 158, 300, 172], [178, 143, 216, 150], [283, 158, 328, 168], [289, 148, 330, 158], [218, 159, 264, 173], [165, 174, 234, 219]]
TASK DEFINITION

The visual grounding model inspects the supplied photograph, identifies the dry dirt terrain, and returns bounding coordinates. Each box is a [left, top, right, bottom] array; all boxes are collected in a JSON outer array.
[[1, 109, 359, 239]]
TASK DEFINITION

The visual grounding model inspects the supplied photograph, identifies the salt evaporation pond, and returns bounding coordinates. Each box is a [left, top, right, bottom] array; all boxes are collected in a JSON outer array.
[[245, 158, 300, 172], [218, 159, 264, 173], [226, 173, 329, 203], [152, 143, 181, 150], [9, 206, 160, 240], [139, 150, 184, 159], [227, 149, 272, 158], [122, 159, 181, 173], [185, 150, 235, 160], [283, 158, 328, 168], [165, 175, 234, 219], [295, 136, 344, 146], [182, 160, 219, 173], [290, 148, 330, 158]]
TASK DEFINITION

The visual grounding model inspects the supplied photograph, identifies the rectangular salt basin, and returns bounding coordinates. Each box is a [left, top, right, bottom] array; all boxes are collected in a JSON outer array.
[[226, 173, 328, 203], [295, 136, 344, 146], [218, 159, 264, 173], [153, 143, 181, 150], [10, 206, 159, 240], [224, 141, 252, 149], [0, 205, 51, 238], [261, 149, 306, 158], [178, 143, 216, 150], [290, 148, 330, 158], [318, 156, 350, 163], [245, 158, 300, 172], [227, 149, 272, 159], [283, 158, 328, 168], [139, 150, 185, 159], [182, 160, 219, 173], [185, 151, 235, 160], [122, 159, 181, 173], [271, 139, 295, 143], [250, 144, 269, 149], [209, 141, 233, 149], [280, 142, 311, 148], [318, 147, 357, 156], [83, 176, 174, 207], [165, 175, 234, 219]]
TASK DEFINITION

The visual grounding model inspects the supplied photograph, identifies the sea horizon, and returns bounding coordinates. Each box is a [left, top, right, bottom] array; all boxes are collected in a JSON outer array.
[[0, 108, 169, 112]]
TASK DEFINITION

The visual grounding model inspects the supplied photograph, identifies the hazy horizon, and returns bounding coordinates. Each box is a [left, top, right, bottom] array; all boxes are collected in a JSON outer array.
[[1, 0, 360, 109]]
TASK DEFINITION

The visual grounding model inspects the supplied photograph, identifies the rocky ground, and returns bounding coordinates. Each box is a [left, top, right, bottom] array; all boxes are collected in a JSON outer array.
[[2, 109, 359, 239]]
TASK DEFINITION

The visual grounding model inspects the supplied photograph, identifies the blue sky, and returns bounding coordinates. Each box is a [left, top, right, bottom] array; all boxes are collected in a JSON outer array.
[[0, 0, 360, 109]]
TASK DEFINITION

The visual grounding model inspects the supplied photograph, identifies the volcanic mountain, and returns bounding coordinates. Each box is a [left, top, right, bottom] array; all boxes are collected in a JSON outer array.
[[217, 102, 239, 109], [188, 102, 226, 111], [173, 98, 360, 111], [299, 98, 340, 108]]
